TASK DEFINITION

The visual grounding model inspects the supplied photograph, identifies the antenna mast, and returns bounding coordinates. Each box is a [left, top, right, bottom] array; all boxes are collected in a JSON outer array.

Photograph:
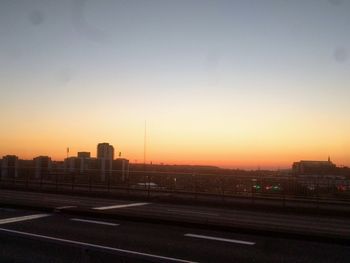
[[144, 120, 146, 165]]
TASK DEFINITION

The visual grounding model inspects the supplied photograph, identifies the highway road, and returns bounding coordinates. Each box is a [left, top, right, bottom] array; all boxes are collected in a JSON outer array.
[[1, 207, 350, 263], [0, 189, 350, 240]]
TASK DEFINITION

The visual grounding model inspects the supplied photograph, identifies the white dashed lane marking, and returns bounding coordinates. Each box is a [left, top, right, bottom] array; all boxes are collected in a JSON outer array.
[[70, 218, 119, 226], [184, 233, 256, 245], [93, 202, 150, 210], [0, 228, 198, 263], [55, 206, 77, 210], [0, 214, 51, 225]]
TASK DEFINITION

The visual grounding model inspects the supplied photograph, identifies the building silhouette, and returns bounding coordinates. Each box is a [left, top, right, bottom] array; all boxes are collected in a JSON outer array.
[[97, 143, 114, 181], [33, 156, 52, 179], [1, 155, 19, 179], [64, 157, 79, 173], [78, 152, 91, 158], [97, 143, 114, 160], [292, 157, 337, 175], [65, 152, 94, 174], [113, 158, 129, 182], [77, 152, 92, 173]]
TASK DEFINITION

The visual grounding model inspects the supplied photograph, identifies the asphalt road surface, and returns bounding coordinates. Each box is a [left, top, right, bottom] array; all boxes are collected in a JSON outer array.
[[0, 189, 349, 240], [0, 207, 349, 263]]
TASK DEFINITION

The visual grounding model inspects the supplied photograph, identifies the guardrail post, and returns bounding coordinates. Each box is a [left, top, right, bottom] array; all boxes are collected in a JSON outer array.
[[71, 173, 75, 191], [221, 176, 225, 202], [193, 173, 197, 200], [282, 178, 286, 208], [26, 171, 29, 189], [40, 172, 43, 189], [251, 178, 256, 205], [147, 174, 151, 199], [108, 171, 111, 193], [89, 173, 92, 192], [126, 172, 130, 196], [55, 173, 58, 191], [316, 176, 320, 211]]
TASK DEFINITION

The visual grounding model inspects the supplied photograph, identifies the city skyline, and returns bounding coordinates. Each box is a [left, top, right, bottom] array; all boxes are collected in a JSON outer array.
[[0, 140, 342, 170], [1, 1, 350, 169]]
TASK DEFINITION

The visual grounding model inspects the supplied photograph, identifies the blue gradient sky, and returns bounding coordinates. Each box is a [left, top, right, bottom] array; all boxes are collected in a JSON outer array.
[[0, 0, 349, 168]]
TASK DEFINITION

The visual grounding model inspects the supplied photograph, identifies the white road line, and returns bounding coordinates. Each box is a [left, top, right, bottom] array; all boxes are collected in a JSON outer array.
[[168, 209, 219, 217], [0, 228, 197, 263], [93, 202, 150, 210], [0, 214, 51, 225], [45, 199, 81, 203], [71, 218, 119, 226], [184, 233, 255, 246], [55, 206, 77, 210]]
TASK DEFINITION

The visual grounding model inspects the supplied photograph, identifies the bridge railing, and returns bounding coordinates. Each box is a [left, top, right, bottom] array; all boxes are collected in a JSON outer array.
[[0, 166, 349, 203]]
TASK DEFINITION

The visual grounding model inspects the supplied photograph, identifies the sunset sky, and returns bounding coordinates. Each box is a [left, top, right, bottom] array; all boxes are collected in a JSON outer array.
[[1, 0, 350, 169]]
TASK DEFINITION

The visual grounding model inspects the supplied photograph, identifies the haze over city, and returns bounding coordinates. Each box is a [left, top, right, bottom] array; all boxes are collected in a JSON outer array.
[[1, 0, 350, 169], [2, 2, 350, 263]]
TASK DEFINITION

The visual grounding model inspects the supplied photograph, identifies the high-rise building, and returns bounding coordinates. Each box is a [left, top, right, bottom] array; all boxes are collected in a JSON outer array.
[[113, 158, 129, 182], [1, 155, 19, 179], [64, 157, 79, 173], [64, 152, 93, 174], [77, 151, 91, 173], [97, 143, 114, 160], [33, 156, 52, 179], [97, 143, 114, 181]]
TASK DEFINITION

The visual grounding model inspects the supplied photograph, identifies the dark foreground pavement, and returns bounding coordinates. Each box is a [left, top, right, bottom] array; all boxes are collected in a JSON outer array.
[[0, 207, 350, 263], [0, 189, 350, 242]]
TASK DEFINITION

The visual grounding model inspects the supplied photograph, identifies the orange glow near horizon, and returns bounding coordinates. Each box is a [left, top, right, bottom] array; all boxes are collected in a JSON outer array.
[[1, 113, 349, 169]]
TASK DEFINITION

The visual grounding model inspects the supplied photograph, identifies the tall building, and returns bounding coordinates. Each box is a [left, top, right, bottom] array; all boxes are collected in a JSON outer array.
[[97, 143, 114, 160], [33, 156, 52, 179], [64, 157, 80, 173], [65, 152, 93, 174], [113, 158, 129, 182], [1, 155, 19, 179], [97, 143, 114, 181], [77, 152, 91, 173]]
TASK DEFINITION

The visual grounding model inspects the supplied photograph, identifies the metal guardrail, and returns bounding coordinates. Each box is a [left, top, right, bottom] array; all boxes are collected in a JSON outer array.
[[0, 167, 350, 204]]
